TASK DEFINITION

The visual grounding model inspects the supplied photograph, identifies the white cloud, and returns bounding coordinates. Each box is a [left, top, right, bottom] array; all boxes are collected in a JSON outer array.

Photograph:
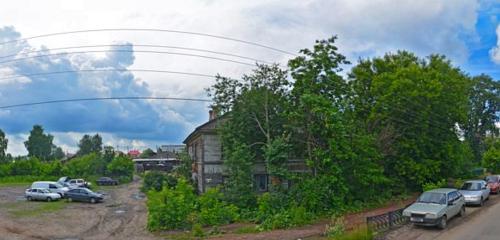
[[490, 24, 500, 64], [0, 0, 483, 155]]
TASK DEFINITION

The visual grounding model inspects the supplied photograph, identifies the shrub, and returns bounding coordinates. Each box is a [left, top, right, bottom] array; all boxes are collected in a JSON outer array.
[[325, 216, 345, 238], [422, 179, 447, 192], [142, 171, 166, 192], [259, 204, 313, 230], [147, 178, 197, 230], [198, 188, 239, 226], [107, 155, 134, 183]]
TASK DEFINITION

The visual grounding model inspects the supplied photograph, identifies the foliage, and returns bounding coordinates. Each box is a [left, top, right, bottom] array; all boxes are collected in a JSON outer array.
[[330, 227, 373, 240], [325, 216, 346, 238], [482, 137, 500, 173], [142, 171, 166, 192], [147, 178, 197, 230], [173, 150, 193, 182], [422, 179, 447, 192], [140, 148, 156, 158], [198, 188, 239, 226], [0, 128, 7, 162], [107, 155, 134, 183], [464, 74, 499, 163], [24, 125, 55, 161], [222, 142, 256, 208], [77, 134, 103, 156]]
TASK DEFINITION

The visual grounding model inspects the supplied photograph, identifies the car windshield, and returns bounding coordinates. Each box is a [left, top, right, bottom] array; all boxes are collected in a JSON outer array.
[[485, 176, 498, 183], [417, 192, 446, 204], [461, 182, 481, 191]]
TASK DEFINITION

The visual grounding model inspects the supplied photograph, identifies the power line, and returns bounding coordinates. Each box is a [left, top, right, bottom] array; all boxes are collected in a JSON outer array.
[[0, 44, 273, 64], [0, 49, 257, 66], [0, 68, 216, 82], [0, 96, 212, 109], [0, 28, 298, 56]]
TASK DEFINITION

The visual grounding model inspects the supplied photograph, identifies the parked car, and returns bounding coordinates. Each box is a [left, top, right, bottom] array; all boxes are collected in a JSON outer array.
[[67, 178, 91, 188], [459, 180, 490, 206], [31, 181, 69, 197], [96, 177, 118, 186], [403, 188, 465, 229], [65, 188, 103, 203], [484, 175, 500, 194], [25, 188, 62, 202]]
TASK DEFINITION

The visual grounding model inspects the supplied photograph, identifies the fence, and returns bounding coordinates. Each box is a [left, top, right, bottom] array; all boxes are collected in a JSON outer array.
[[366, 205, 410, 233]]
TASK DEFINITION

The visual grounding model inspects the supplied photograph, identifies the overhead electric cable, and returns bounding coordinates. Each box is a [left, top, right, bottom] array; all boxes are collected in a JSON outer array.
[[0, 28, 298, 56]]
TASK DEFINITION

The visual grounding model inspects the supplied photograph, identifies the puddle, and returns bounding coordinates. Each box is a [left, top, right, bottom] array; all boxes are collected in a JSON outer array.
[[131, 193, 145, 200], [115, 209, 126, 214]]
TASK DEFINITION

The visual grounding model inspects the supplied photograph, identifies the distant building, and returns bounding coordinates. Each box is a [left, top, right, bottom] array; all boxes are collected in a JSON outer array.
[[158, 145, 185, 153], [183, 110, 308, 193], [128, 149, 141, 158], [133, 148, 181, 172]]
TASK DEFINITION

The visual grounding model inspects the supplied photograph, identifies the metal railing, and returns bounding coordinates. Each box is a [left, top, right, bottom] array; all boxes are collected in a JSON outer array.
[[366, 205, 410, 233]]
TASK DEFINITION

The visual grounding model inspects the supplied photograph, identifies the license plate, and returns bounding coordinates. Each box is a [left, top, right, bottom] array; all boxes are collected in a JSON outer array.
[[411, 217, 424, 222]]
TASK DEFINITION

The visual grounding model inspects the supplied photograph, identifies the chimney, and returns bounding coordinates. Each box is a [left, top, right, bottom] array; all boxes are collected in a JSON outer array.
[[209, 109, 216, 121]]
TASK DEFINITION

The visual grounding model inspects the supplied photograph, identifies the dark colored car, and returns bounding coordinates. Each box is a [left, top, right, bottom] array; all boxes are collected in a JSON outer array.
[[65, 188, 104, 203], [485, 175, 500, 194], [96, 177, 119, 186]]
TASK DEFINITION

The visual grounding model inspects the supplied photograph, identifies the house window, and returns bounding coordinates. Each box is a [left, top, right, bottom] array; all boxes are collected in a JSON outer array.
[[254, 174, 268, 192]]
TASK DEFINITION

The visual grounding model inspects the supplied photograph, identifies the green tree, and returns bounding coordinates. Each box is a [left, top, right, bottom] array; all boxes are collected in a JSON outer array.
[[51, 146, 65, 160], [77, 134, 103, 156], [0, 129, 7, 163], [482, 137, 500, 173], [349, 51, 472, 190], [140, 148, 155, 158], [107, 155, 134, 182], [465, 74, 499, 163], [24, 125, 54, 161]]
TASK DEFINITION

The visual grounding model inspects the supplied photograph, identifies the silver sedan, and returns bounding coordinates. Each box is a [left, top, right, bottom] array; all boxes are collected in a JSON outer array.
[[25, 188, 62, 202], [459, 180, 490, 206]]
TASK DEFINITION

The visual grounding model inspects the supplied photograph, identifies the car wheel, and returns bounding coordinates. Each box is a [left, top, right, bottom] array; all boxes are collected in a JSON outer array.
[[58, 193, 63, 198], [438, 216, 447, 229], [27, 196, 32, 201], [90, 198, 96, 204], [459, 206, 465, 217], [47, 197, 52, 202], [480, 197, 484, 207]]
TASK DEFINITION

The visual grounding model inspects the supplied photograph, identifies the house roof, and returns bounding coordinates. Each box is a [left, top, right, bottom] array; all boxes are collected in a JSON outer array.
[[183, 117, 219, 144]]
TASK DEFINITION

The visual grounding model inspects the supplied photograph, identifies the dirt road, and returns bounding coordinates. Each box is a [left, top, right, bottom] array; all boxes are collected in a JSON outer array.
[[382, 194, 500, 240], [0, 177, 159, 240]]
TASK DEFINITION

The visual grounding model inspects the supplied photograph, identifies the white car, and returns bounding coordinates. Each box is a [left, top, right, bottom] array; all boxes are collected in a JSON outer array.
[[25, 188, 62, 202], [67, 179, 91, 188], [31, 181, 69, 197]]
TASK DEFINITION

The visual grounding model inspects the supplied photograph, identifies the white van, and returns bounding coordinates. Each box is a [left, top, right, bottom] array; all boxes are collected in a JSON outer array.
[[30, 181, 69, 197]]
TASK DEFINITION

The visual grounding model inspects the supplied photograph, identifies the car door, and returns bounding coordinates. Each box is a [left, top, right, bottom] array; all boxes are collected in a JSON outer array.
[[482, 182, 490, 199], [35, 189, 45, 200], [48, 184, 58, 194], [447, 192, 459, 217]]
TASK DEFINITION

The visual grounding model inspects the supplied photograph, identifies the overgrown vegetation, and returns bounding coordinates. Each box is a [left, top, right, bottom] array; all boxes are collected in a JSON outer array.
[[144, 36, 498, 234]]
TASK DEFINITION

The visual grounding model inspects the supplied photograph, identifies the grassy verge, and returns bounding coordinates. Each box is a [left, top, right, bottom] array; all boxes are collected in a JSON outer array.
[[0, 176, 58, 187], [3, 200, 67, 218]]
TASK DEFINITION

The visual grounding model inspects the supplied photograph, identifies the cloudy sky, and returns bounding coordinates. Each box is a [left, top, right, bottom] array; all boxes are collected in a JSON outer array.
[[0, 0, 498, 155]]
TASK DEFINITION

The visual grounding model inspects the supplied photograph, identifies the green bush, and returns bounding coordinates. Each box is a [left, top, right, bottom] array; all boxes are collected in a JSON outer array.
[[422, 179, 447, 192], [107, 155, 134, 183], [198, 188, 239, 226], [142, 171, 166, 192], [259, 203, 313, 230], [147, 178, 197, 230]]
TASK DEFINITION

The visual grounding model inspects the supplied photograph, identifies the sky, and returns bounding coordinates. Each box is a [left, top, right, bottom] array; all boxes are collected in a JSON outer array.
[[0, 0, 498, 155]]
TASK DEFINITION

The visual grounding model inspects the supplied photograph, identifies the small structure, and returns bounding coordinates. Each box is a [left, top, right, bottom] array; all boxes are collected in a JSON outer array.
[[127, 149, 141, 158], [133, 150, 180, 172], [183, 110, 308, 193]]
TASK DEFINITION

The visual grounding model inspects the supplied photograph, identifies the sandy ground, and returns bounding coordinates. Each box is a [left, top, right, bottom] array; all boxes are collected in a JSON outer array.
[[0, 177, 159, 240]]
